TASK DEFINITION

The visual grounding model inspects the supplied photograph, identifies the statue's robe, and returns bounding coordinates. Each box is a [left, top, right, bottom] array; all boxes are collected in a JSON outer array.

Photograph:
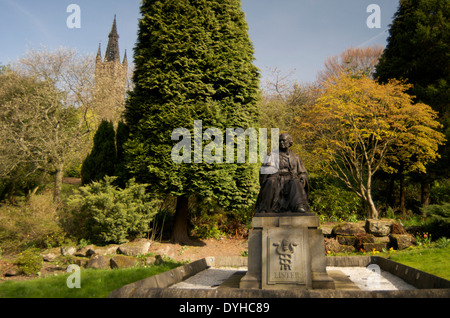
[[255, 149, 310, 213]]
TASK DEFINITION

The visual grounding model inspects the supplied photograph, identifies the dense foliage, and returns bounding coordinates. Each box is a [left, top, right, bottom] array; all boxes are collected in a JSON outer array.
[[124, 0, 260, 242], [375, 0, 450, 206], [298, 73, 445, 218], [81, 120, 116, 185], [67, 176, 160, 244]]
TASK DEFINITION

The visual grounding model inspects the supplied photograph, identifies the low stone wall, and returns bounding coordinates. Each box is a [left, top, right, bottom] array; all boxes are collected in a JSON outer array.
[[108, 256, 450, 298], [321, 219, 416, 253], [371, 256, 450, 289]]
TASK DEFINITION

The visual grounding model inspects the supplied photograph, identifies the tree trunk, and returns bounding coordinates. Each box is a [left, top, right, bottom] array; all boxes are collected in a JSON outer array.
[[399, 165, 406, 216], [366, 192, 378, 219], [170, 196, 190, 244], [421, 178, 430, 208], [53, 161, 64, 204], [385, 174, 395, 208]]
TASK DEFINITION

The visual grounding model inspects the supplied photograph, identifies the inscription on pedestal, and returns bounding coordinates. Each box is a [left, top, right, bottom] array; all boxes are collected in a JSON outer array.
[[263, 228, 308, 287]]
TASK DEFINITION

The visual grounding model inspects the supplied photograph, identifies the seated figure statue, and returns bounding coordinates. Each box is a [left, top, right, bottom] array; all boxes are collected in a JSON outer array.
[[255, 133, 310, 214]]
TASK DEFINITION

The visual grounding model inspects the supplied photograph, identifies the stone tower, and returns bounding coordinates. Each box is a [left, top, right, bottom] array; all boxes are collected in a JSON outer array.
[[94, 15, 128, 123]]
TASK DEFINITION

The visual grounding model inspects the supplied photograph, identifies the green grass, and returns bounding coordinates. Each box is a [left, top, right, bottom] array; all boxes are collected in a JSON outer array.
[[388, 245, 450, 280], [327, 243, 450, 281], [0, 262, 181, 298]]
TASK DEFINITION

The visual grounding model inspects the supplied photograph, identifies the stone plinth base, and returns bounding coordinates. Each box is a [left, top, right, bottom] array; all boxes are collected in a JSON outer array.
[[240, 214, 335, 290]]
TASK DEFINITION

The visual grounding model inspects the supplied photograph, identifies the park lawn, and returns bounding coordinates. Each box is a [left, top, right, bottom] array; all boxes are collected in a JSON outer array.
[[388, 245, 450, 281], [0, 262, 180, 298]]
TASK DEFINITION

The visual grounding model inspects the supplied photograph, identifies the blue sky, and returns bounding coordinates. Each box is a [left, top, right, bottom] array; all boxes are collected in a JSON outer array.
[[0, 0, 399, 83]]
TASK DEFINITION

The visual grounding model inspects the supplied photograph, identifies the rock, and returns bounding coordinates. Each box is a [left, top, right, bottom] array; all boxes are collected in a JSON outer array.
[[87, 245, 119, 257], [354, 233, 375, 251], [41, 252, 58, 262], [373, 236, 390, 244], [86, 255, 111, 269], [74, 245, 95, 257], [110, 255, 138, 269], [324, 238, 341, 254], [336, 235, 356, 246], [151, 245, 177, 259], [390, 234, 415, 250], [61, 246, 77, 256], [4, 267, 20, 277], [144, 254, 164, 266], [117, 239, 151, 256], [391, 222, 407, 234], [365, 219, 393, 237], [320, 224, 334, 236], [41, 247, 61, 262], [332, 222, 365, 236], [339, 245, 355, 253], [74, 257, 89, 268], [363, 242, 387, 252]]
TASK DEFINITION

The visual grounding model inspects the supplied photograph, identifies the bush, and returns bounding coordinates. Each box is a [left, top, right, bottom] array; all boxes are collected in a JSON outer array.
[[430, 179, 450, 204], [420, 202, 450, 239], [81, 120, 116, 185], [0, 193, 68, 253], [310, 182, 362, 221], [66, 176, 160, 244], [15, 248, 43, 276]]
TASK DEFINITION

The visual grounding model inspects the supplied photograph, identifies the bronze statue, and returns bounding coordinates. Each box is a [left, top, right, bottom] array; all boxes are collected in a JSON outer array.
[[255, 133, 310, 214]]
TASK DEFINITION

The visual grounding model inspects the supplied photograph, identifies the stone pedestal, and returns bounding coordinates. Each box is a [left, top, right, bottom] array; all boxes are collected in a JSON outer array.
[[240, 213, 335, 290]]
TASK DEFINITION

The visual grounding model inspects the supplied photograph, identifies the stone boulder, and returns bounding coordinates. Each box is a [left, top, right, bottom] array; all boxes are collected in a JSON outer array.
[[61, 246, 77, 256], [110, 255, 138, 269], [74, 257, 89, 268], [390, 234, 415, 250], [365, 219, 393, 237], [75, 244, 95, 257], [336, 235, 356, 246], [144, 254, 164, 266], [75, 244, 119, 257], [339, 245, 355, 253], [320, 223, 334, 237], [117, 239, 151, 256], [4, 266, 20, 277], [41, 248, 61, 262], [87, 245, 119, 257], [324, 238, 341, 254], [86, 255, 111, 269], [353, 233, 375, 251], [363, 242, 387, 252], [332, 222, 365, 236]]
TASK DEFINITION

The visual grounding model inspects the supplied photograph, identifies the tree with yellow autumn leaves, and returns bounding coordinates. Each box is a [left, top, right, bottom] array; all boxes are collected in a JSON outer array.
[[297, 72, 445, 219]]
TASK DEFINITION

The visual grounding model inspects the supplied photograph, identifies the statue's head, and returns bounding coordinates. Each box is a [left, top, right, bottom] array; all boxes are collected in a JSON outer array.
[[279, 133, 293, 150]]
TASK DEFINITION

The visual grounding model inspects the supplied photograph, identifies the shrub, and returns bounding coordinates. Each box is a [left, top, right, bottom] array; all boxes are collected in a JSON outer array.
[[420, 202, 450, 239], [66, 176, 160, 244], [81, 120, 116, 185], [310, 182, 362, 221], [0, 193, 68, 253], [15, 248, 43, 276], [430, 179, 450, 204]]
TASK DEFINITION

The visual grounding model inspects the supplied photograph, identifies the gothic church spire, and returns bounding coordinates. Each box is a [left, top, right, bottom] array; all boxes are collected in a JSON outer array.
[[104, 15, 120, 62]]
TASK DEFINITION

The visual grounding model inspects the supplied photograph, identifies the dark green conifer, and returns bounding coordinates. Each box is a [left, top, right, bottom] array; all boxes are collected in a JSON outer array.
[[375, 0, 450, 204], [125, 0, 260, 243], [81, 120, 117, 185]]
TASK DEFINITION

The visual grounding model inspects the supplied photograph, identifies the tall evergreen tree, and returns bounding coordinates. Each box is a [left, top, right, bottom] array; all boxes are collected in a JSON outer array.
[[375, 0, 450, 205], [114, 120, 130, 188], [81, 120, 117, 185], [125, 0, 260, 243]]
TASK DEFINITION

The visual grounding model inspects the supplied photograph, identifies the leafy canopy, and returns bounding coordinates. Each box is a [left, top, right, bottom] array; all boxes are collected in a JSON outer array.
[[298, 72, 445, 218], [124, 0, 260, 210]]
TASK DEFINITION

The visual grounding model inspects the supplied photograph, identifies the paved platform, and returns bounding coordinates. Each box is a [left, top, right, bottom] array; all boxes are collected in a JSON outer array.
[[170, 266, 416, 291], [108, 256, 450, 298]]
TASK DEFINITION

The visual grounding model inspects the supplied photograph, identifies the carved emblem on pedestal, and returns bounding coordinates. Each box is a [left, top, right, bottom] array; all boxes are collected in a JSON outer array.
[[273, 239, 298, 270]]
